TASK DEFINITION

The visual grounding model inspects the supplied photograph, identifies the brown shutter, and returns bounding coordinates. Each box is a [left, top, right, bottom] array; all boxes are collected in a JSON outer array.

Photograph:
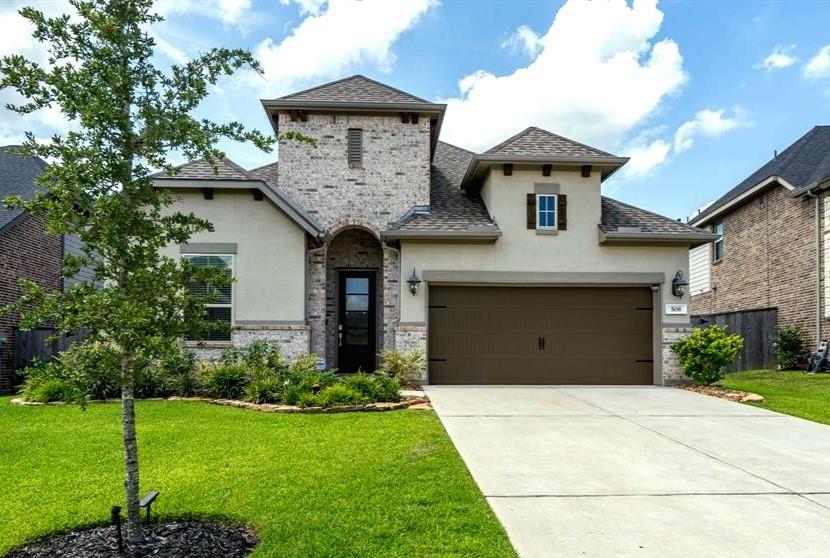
[[347, 128, 362, 167], [527, 193, 536, 229], [557, 194, 567, 230]]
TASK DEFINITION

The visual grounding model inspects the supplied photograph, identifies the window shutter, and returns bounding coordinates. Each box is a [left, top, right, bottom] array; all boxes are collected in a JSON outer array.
[[347, 128, 362, 167], [527, 193, 536, 229], [557, 194, 567, 230]]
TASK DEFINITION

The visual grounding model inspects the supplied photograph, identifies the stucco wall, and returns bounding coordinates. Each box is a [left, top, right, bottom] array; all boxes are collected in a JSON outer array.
[[400, 168, 692, 326], [159, 188, 306, 323]]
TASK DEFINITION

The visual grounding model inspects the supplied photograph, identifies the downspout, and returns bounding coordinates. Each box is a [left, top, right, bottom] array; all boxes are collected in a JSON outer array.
[[817, 194, 822, 344]]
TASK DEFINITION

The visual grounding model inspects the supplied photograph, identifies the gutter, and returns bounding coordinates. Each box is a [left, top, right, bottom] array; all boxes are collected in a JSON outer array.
[[461, 155, 629, 191], [598, 230, 720, 247], [690, 175, 798, 227], [381, 229, 502, 242]]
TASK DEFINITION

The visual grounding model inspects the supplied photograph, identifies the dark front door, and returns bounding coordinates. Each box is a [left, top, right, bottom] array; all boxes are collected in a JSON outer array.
[[338, 271, 377, 373]]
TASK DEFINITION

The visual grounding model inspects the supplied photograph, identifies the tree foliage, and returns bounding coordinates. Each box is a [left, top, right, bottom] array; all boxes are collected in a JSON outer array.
[[0, 0, 305, 541], [671, 325, 744, 385]]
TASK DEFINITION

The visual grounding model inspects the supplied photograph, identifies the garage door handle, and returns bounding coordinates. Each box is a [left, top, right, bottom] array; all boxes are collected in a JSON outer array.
[[537, 337, 546, 351]]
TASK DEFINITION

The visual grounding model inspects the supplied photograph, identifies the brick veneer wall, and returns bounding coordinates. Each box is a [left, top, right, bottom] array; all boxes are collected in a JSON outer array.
[[0, 214, 62, 393], [690, 185, 820, 344], [277, 112, 430, 230]]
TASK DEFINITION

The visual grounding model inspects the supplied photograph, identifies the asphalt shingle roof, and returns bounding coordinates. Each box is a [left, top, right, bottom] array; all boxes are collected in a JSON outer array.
[[0, 146, 48, 232], [153, 158, 251, 180], [248, 161, 278, 185], [483, 126, 615, 159], [601, 196, 713, 237], [274, 75, 433, 105], [387, 141, 499, 233], [694, 125, 830, 223]]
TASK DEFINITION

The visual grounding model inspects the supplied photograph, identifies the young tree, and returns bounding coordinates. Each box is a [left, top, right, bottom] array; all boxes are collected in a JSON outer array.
[[0, 0, 304, 542]]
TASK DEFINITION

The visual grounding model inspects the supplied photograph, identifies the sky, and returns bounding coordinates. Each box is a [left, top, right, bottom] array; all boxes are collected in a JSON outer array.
[[2, 0, 830, 222]]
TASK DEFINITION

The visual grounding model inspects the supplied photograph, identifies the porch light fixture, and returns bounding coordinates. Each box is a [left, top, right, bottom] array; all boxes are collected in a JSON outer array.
[[672, 270, 689, 298], [407, 268, 422, 295]]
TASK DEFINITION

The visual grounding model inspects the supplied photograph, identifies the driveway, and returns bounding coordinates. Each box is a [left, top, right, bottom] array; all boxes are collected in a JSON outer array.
[[424, 385, 830, 558]]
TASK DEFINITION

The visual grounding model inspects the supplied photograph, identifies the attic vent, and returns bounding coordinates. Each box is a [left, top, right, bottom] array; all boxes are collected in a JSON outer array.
[[347, 128, 363, 168]]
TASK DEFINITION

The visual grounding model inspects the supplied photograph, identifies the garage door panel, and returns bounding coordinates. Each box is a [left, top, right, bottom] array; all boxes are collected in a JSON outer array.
[[428, 286, 654, 385]]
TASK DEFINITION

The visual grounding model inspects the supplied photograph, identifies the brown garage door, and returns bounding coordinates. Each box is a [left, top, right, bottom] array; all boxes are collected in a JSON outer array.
[[428, 286, 654, 385]]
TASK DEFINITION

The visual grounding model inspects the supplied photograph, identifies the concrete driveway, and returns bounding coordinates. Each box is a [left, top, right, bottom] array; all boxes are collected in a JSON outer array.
[[424, 385, 830, 558]]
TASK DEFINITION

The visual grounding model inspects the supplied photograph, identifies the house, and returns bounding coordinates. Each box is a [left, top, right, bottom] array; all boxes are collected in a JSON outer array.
[[154, 75, 715, 385], [689, 126, 830, 352]]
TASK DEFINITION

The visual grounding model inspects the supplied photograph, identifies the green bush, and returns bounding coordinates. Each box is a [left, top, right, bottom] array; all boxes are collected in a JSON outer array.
[[244, 370, 283, 403], [772, 326, 806, 370], [201, 362, 249, 399], [283, 369, 337, 393], [296, 391, 318, 408], [135, 365, 172, 398], [23, 377, 77, 403], [221, 340, 286, 372], [378, 349, 424, 387], [156, 341, 198, 395], [313, 384, 365, 407], [289, 353, 321, 375], [281, 384, 306, 406], [671, 325, 744, 385], [59, 340, 122, 400], [342, 373, 400, 402]]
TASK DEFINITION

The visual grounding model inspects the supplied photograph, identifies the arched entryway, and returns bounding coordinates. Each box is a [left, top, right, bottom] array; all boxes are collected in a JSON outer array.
[[324, 228, 384, 372]]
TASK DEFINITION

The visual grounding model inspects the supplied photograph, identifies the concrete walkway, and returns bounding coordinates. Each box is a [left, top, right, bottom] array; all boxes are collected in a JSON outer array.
[[424, 385, 830, 558]]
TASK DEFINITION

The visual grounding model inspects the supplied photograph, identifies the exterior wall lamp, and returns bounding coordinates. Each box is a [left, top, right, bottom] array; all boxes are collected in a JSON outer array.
[[407, 268, 422, 295], [672, 270, 689, 298]]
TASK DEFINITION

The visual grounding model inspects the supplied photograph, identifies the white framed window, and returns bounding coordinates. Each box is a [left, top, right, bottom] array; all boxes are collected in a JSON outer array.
[[713, 222, 724, 262], [185, 254, 233, 341], [537, 194, 558, 230]]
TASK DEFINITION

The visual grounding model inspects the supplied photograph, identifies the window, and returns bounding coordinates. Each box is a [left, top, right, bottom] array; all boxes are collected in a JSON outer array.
[[347, 128, 363, 168], [713, 222, 724, 262], [537, 194, 558, 229], [186, 254, 233, 341]]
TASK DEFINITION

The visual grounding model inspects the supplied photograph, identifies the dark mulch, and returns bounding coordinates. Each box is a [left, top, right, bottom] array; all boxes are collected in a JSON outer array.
[[9, 521, 258, 558]]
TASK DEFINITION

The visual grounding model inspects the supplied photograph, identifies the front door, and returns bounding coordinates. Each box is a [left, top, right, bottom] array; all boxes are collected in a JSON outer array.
[[338, 271, 376, 373]]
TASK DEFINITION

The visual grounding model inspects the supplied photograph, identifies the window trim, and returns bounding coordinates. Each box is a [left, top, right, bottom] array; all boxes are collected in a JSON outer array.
[[184, 253, 235, 341], [712, 222, 724, 262], [536, 193, 558, 230]]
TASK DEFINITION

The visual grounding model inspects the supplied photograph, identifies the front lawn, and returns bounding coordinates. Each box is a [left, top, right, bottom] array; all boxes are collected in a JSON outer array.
[[0, 398, 516, 557], [719, 370, 830, 425]]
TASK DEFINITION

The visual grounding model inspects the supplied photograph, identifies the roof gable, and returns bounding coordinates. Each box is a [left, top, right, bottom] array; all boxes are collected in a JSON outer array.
[[484, 127, 614, 159], [275, 75, 431, 105], [0, 146, 48, 232], [152, 158, 251, 181], [692, 125, 830, 224]]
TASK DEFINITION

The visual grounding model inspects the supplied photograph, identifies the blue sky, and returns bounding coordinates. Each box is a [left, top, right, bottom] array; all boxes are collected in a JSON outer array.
[[2, 0, 830, 221]]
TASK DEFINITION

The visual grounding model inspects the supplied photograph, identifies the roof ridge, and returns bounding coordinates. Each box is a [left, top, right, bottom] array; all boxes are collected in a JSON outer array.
[[436, 140, 478, 156], [775, 126, 821, 180], [275, 74, 432, 104], [603, 196, 701, 232], [248, 161, 279, 172], [531, 127, 615, 157], [483, 126, 536, 154]]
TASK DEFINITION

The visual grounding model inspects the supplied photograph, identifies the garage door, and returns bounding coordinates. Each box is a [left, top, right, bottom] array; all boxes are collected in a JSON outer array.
[[428, 286, 654, 385]]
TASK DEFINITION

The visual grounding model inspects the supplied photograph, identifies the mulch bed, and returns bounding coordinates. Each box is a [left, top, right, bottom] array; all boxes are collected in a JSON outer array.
[[9, 521, 258, 558], [680, 384, 765, 403]]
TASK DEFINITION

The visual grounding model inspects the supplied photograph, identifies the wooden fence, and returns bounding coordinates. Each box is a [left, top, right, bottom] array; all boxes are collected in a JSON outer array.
[[690, 308, 778, 372], [13, 328, 88, 370]]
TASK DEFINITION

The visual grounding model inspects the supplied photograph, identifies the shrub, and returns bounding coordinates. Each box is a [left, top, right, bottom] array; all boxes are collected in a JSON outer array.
[[221, 340, 286, 373], [59, 340, 121, 400], [772, 326, 806, 370], [289, 353, 320, 375], [378, 349, 424, 387], [342, 373, 400, 402], [244, 370, 283, 403], [23, 377, 77, 403], [156, 341, 197, 395], [283, 370, 337, 394], [341, 373, 375, 398], [296, 391, 318, 408], [314, 384, 365, 407], [135, 365, 172, 398], [281, 384, 307, 406], [201, 362, 249, 399], [671, 325, 744, 385]]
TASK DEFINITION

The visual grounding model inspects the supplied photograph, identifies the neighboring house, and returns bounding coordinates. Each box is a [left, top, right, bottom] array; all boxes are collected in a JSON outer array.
[[689, 125, 830, 350], [154, 75, 715, 385], [0, 146, 97, 394]]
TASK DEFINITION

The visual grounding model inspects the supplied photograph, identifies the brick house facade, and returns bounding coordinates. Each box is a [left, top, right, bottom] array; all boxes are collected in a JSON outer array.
[[690, 126, 830, 349]]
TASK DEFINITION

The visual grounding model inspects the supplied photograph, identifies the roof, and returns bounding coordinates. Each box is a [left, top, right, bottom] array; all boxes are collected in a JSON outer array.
[[600, 196, 717, 246], [384, 142, 500, 239], [691, 126, 830, 225], [484, 127, 615, 159], [0, 145, 48, 233], [273, 75, 432, 105], [152, 157, 323, 237]]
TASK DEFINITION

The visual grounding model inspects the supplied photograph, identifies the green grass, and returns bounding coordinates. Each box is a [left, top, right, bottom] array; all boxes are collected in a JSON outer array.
[[0, 397, 516, 557], [719, 370, 830, 425]]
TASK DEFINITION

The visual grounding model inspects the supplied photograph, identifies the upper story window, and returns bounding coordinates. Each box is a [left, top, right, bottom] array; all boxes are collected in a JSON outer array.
[[713, 222, 724, 262], [537, 194, 558, 230], [347, 128, 363, 168], [185, 254, 233, 341]]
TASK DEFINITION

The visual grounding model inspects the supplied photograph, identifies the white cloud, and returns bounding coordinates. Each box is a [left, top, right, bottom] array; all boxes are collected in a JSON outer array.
[[246, 0, 435, 96], [439, 0, 687, 153], [804, 44, 830, 80], [154, 0, 254, 26], [280, 0, 328, 16], [501, 25, 543, 58], [758, 44, 797, 72], [619, 134, 671, 179], [673, 107, 750, 153]]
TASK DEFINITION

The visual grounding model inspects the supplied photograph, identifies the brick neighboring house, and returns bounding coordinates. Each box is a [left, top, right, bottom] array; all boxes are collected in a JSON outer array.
[[688, 125, 830, 349], [0, 146, 62, 393]]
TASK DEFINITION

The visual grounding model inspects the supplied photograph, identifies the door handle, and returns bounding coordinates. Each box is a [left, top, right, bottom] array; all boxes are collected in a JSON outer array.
[[541, 336, 546, 350], [338, 332, 343, 347]]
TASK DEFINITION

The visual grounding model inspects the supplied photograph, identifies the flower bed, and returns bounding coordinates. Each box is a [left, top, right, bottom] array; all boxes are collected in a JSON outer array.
[[679, 384, 765, 403]]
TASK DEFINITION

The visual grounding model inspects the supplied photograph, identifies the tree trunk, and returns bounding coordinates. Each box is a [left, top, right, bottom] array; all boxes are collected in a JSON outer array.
[[121, 349, 142, 542]]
